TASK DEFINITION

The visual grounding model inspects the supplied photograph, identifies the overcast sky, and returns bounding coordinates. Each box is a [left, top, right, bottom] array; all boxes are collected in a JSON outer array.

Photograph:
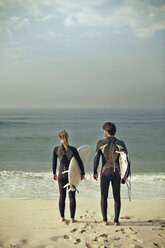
[[0, 0, 165, 109]]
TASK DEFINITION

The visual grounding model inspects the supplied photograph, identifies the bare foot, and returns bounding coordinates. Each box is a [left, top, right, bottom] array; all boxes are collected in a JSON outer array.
[[61, 217, 65, 222], [114, 222, 120, 226], [71, 218, 77, 223], [101, 221, 108, 226]]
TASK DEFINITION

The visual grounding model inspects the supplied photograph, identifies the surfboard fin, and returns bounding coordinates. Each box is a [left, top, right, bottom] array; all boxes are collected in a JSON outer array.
[[62, 170, 69, 174], [67, 185, 79, 193], [63, 183, 70, 188], [72, 185, 79, 193]]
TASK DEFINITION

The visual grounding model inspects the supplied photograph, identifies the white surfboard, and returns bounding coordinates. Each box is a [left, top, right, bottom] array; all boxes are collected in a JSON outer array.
[[116, 151, 129, 179], [62, 145, 91, 192], [116, 151, 131, 201]]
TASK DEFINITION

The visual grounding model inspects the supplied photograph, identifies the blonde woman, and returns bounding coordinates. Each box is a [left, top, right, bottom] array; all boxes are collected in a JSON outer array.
[[52, 130, 85, 223]]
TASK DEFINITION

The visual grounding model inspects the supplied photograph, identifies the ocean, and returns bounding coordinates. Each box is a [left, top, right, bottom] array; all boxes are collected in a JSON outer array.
[[0, 108, 165, 199]]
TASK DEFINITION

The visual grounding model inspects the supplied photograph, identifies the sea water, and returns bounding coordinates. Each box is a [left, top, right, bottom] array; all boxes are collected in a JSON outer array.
[[0, 108, 165, 199]]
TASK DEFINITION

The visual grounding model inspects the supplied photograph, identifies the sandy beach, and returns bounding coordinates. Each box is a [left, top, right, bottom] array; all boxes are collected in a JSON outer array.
[[0, 198, 165, 248]]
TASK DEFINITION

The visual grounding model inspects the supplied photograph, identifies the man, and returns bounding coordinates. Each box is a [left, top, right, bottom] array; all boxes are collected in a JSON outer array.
[[93, 122, 130, 226]]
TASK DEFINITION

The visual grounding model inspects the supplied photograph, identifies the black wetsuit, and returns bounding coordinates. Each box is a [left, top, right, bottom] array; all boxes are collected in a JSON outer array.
[[94, 136, 130, 223], [52, 144, 85, 219]]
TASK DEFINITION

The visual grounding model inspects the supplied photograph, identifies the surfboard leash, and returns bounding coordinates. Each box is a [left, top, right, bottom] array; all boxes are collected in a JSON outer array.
[[126, 176, 131, 202]]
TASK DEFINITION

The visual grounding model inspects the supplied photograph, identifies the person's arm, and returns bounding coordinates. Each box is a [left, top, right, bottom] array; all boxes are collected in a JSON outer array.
[[93, 141, 101, 180], [73, 148, 85, 177], [52, 147, 58, 180]]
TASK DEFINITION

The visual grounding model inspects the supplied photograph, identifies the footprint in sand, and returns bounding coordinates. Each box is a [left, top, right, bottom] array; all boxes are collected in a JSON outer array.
[[93, 233, 109, 244], [120, 228, 127, 234], [64, 235, 69, 239], [50, 235, 70, 242], [119, 226, 138, 236], [130, 245, 144, 248], [71, 228, 78, 233], [9, 245, 21, 248], [65, 220, 70, 225], [83, 223, 93, 229], [86, 243, 93, 248], [50, 236, 59, 241], [129, 226, 138, 234], [84, 223, 90, 228], [152, 227, 164, 231], [74, 238, 81, 244], [20, 239, 28, 245], [89, 211, 96, 217], [131, 236, 144, 245], [93, 237, 98, 242], [99, 234, 108, 238], [158, 233, 163, 237], [88, 223, 94, 228], [120, 216, 131, 219], [80, 229, 86, 234], [114, 237, 120, 241], [153, 242, 164, 248]]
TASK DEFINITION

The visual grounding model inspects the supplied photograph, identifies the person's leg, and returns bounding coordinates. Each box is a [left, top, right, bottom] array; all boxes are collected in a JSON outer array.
[[100, 172, 110, 224], [68, 189, 76, 222], [58, 179, 67, 220], [111, 172, 121, 224]]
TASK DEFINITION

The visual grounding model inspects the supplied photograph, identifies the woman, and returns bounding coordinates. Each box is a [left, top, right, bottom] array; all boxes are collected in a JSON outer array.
[[52, 130, 85, 223]]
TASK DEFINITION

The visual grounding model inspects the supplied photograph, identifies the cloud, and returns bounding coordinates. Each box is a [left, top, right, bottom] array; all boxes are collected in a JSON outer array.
[[4, 40, 24, 59], [38, 30, 71, 41], [38, 30, 57, 40], [39, 14, 57, 22], [133, 22, 165, 38], [59, 2, 165, 38], [10, 16, 29, 30], [0, 0, 165, 39], [23, 1, 41, 17], [82, 31, 102, 38], [64, 16, 73, 28]]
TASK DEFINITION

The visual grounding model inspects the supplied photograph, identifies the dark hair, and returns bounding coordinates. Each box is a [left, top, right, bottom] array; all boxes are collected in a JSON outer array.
[[102, 122, 116, 135]]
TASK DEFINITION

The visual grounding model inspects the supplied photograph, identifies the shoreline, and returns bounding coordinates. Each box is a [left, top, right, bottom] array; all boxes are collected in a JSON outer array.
[[0, 199, 165, 248], [0, 197, 165, 200], [1, 171, 165, 199]]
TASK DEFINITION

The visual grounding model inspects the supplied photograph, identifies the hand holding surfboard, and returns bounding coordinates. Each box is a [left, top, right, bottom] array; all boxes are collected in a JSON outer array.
[[63, 145, 91, 192]]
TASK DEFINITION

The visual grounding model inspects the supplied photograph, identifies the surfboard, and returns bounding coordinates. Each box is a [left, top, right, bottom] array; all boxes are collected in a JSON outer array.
[[116, 150, 131, 201], [116, 151, 129, 179], [62, 145, 91, 192]]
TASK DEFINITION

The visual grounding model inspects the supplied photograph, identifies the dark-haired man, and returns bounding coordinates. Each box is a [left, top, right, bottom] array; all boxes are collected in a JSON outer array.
[[93, 122, 130, 226]]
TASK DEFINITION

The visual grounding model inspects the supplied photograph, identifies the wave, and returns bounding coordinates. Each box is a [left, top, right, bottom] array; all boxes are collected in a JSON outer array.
[[0, 121, 30, 126], [0, 170, 52, 179], [0, 171, 165, 199], [0, 170, 165, 181]]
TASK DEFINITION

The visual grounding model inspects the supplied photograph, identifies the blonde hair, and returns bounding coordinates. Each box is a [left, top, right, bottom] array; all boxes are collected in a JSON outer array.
[[59, 130, 69, 145]]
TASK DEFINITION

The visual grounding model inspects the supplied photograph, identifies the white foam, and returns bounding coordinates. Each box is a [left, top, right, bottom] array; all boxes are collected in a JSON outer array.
[[0, 171, 165, 199]]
